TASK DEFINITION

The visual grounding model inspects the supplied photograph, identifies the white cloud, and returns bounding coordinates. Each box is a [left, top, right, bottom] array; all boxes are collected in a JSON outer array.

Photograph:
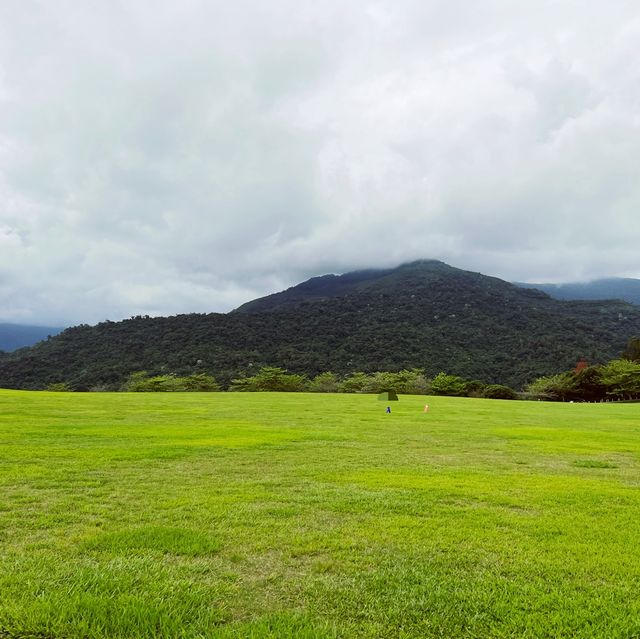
[[0, 0, 639, 324]]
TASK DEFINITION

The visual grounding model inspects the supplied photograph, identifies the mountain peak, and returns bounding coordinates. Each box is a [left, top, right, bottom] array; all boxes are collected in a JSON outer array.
[[233, 259, 449, 313], [233, 259, 531, 314]]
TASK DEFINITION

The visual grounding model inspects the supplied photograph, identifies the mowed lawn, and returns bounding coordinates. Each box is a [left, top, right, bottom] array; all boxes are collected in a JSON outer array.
[[1, 391, 640, 638]]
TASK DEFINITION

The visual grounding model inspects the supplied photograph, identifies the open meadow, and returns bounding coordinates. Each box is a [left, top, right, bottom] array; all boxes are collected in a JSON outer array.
[[1, 390, 640, 638]]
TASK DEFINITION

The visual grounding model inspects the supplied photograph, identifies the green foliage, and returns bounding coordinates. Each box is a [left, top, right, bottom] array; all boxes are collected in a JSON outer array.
[[309, 371, 340, 393], [229, 367, 309, 392], [180, 373, 221, 392], [525, 372, 576, 401], [463, 379, 486, 398], [45, 382, 72, 392], [124, 371, 220, 392], [599, 359, 640, 400], [337, 369, 430, 394], [340, 372, 370, 393], [482, 384, 518, 400], [525, 361, 640, 403], [572, 366, 606, 402], [362, 371, 401, 394], [431, 372, 468, 397], [622, 336, 640, 362], [365, 369, 430, 394]]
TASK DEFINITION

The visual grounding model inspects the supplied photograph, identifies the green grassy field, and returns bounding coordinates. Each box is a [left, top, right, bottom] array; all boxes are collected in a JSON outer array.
[[1, 390, 639, 638]]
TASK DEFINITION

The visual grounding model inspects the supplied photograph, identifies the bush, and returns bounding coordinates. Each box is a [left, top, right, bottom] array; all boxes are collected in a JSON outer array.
[[229, 367, 309, 392], [525, 372, 575, 401], [124, 371, 220, 392], [181, 373, 220, 392], [309, 372, 341, 393], [340, 372, 370, 393], [339, 369, 430, 394], [482, 384, 518, 400], [45, 382, 72, 392], [463, 380, 486, 398], [431, 372, 468, 397]]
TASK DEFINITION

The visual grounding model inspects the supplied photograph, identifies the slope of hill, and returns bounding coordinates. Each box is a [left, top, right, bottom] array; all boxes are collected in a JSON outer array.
[[517, 278, 640, 306], [0, 323, 63, 352], [1, 260, 639, 391]]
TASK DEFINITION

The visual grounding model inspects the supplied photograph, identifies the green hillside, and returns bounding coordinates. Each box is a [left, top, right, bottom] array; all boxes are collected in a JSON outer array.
[[1, 390, 640, 638], [1, 261, 640, 390]]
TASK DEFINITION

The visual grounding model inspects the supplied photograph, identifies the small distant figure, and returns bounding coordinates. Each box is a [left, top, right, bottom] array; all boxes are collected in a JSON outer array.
[[423, 404, 429, 413], [386, 406, 391, 414]]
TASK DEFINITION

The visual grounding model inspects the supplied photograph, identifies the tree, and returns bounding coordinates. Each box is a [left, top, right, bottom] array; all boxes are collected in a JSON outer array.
[[431, 372, 468, 397], [482, 384, 518, 400], [123, 371, 220, 392], [230, 366, 309, 392], [181, 373, 220, 391], [599, 359, 640, 400], [622, 337, 640, 362], [463, 379, 486, 397], [388, 369, 430, 394], [340, 372, 371, 393], [525, 372, 576, 401], [309, 372, 340, 393], [45, 382, 72, 392], [572, 366, 606, 402]]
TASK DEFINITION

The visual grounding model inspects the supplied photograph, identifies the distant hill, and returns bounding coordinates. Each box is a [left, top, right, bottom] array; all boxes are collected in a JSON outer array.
[[0, 323, 63, 353], [517, 278, 640, 306], [1, 260, 639, 391]]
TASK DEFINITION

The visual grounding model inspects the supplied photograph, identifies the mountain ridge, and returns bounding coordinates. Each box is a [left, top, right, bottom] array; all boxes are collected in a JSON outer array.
[[0, 260, 638, 391], [235, 260, 547, 313]]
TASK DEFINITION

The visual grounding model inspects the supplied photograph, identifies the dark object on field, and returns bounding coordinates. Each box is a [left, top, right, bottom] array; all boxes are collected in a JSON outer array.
[[386, 406, 391, 414], [378, 391, 398, 401]]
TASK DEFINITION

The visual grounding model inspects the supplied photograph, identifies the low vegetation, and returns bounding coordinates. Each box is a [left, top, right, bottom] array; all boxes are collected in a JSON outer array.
[[524, 339, 640, 401], [40, 336, 640, 403], [1, 390, 640, 637]]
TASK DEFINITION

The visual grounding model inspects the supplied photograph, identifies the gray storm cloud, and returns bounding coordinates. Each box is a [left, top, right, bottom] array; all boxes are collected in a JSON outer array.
[[0, 0, 639, 325]]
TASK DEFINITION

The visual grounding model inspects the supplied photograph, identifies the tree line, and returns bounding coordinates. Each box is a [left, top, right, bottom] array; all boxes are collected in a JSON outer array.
[[46, 366, 518, 398], [44, 336, 640, 402]]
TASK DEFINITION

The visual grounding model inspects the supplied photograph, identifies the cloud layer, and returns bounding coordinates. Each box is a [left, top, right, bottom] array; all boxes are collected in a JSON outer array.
[[1, 0, 639, 324]]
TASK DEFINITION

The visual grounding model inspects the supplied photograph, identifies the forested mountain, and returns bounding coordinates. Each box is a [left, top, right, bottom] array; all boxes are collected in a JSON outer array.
[[0, 323, 63, 352], [517, 278, 640, 306], [1, 260, 639, 391]]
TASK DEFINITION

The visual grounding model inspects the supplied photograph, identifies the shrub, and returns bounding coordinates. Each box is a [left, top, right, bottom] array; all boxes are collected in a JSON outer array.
[[45, 382, 72, 392], [124, 371, 220, 392], [230, 367, 309, 392], [482, 384, 518, 400], [525, 372, 575, 401], [309, 372, 341, 393], [340, 372, 370, 393], [431, 372, 468, 397], [181, 373, 220, 392]]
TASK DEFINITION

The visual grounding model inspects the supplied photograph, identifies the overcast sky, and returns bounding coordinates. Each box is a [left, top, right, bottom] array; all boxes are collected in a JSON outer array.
[[1, 1, 639, 326]]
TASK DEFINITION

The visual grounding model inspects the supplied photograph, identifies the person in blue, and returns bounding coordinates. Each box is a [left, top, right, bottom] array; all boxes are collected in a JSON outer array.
[[386, 406, 391, 414]]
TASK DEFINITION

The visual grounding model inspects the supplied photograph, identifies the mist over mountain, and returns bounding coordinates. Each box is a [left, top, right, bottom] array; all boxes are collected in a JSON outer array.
[[516, 279, 640, 307], [0, 260, 638, 391]]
